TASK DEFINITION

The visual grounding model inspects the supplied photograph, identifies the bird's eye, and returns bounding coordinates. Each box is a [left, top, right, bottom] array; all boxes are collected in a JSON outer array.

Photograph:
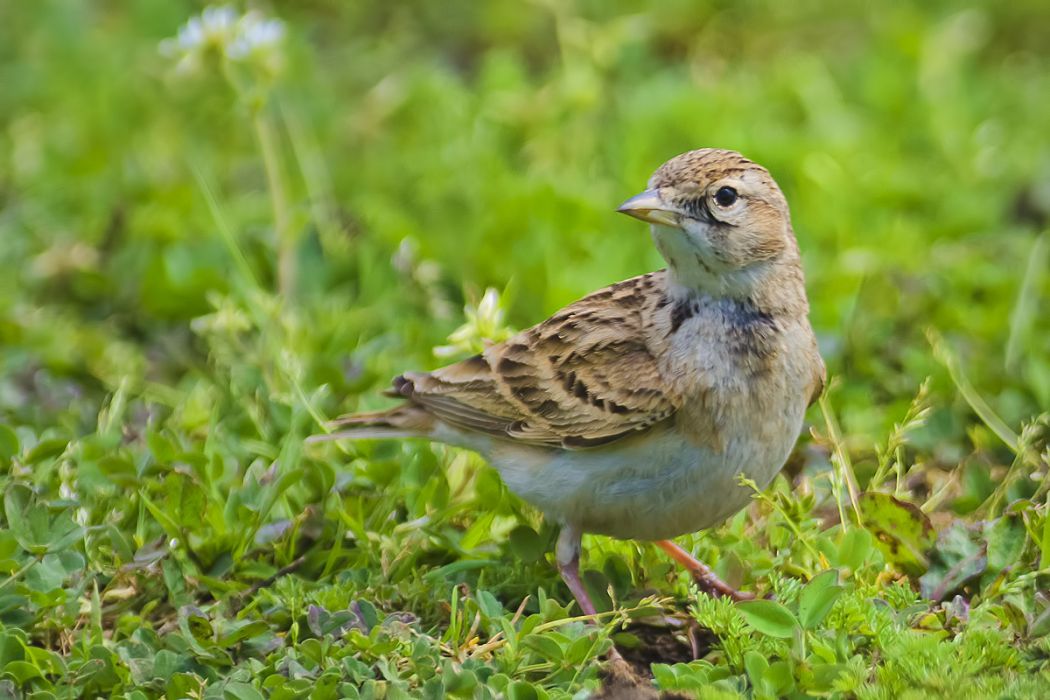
[[714, 186, 738, 207]]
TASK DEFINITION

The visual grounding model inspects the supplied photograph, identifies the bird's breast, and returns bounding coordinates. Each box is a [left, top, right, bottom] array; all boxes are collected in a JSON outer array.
[[486, 395, 805, 540]]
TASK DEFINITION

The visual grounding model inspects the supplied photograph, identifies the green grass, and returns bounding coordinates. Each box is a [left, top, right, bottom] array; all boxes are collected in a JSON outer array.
[[1, 1, 1049, 697]]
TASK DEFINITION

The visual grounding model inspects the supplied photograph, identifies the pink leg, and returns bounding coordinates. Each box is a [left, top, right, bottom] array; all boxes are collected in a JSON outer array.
[[656, 539, 754, 601], [556, 526, 598, 615], [556, 526, 623, 661]]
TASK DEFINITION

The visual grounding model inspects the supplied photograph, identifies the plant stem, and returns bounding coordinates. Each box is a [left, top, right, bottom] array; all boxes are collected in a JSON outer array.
[[192, 160, 260, 291], [253, 105, 295, 298], [1005, 230, 1047, 370], [932, 329, 1018, 449], [282, 102, 345, 257], [819, 393, 863, 526], [0, 556, 39, 593]]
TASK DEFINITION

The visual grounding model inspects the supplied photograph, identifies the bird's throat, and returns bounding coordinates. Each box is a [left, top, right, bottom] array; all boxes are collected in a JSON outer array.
[[652, 224, 758, 301]]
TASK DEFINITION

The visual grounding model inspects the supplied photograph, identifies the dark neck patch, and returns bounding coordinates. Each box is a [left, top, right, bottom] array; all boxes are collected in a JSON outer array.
[[723, 299, 780, 360], [669, 297, 699, 334], [726, 299, 777, 330], [667, 294, 780, 352]]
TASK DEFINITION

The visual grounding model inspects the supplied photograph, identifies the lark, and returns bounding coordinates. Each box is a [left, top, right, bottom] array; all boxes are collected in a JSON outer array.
[[315, 148, 825, 614]]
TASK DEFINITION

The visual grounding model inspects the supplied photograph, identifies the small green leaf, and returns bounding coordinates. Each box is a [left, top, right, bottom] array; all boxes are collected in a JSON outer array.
[[353, 599, 379, 631], [146, 430, 177, 462], [0, 425, 19, 461], [507, 525, 546, 563], [23, 438, 68, 466], [737, 599, 799, 638], [837, 526, 873, 571], [24, 648, 62, 683], [565, 635, 599, 665], [602, 554, 633, 599], [651, 663, 679, 689], [152, 649, 181, 679], [2, 486, 81, 556], [1029, 606, 1050, 638], [97, 456, 138, 487], [217, 620, 269, 647], [443, 666, 478, 695], [985, 515, 1026, 573], [423, 559, 499, 581], [507, 681, 539, 700], [918, 522, 987, 601], [808, 662, 851, 691], [0, 631, 27, 667], [181, 606, 214, 645], [167, 672, 204, 698], [44, 511, 85, 554], [3, 485, 33, 544], [0, 531, 20, 574], [4, 660, 43, 684], [140, 492, 182, 543], [767, 659, 795, 694], [744, 650, 770, 688], [581, 569, 613, 613], [799, 570, 844, 629], [521, 634, 564, 662], [162, 557, 190, 609], [223, 682, 265, 700], [475, 589, 504, 619], [858, 492, 935, 575]]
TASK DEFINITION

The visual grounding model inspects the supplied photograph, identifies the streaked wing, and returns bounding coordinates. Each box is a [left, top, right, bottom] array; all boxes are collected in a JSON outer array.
[[393, 271, 679, 449]]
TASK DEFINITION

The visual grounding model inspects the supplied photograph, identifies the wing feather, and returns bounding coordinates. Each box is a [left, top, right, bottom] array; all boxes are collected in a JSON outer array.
[[392, 271, 680, 449]]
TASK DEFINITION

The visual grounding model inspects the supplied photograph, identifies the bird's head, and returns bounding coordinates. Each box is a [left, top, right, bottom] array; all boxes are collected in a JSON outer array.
[[618, 148, 798, 300]]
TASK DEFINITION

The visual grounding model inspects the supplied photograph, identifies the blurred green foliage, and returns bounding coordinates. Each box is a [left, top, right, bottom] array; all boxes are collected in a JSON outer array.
[[1, 0, 1049, 697]]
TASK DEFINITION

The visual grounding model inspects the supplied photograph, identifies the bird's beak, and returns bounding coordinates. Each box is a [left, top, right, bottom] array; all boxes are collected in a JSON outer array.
[[616, 189, 681, 227]]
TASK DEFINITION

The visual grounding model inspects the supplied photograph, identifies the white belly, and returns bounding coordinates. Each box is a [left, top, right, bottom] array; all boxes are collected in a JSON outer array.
[[476, 408, 803, 540]]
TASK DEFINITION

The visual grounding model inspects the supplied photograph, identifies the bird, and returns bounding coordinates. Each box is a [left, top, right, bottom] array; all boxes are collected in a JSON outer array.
[[313, 148, 825, 617]]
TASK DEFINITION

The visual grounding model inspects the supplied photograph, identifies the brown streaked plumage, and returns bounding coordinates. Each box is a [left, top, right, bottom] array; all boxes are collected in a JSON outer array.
[[380, 271, 679, 449], [314, 148, 825, 642]]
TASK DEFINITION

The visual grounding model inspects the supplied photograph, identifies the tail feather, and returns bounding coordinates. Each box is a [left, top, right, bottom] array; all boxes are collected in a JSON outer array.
[[306, 404, 434, 444]]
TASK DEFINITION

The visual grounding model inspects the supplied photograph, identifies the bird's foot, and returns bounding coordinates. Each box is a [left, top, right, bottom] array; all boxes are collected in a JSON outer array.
[[656, 539, 754, 601], [691, 570, 755, 601]]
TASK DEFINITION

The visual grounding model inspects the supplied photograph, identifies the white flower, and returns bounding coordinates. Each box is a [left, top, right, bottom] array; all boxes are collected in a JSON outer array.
[[228, 11, 286, 60], [186, 5, 239, 45], [159, 5, 238, 73], [159, 5, 285, 77]]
